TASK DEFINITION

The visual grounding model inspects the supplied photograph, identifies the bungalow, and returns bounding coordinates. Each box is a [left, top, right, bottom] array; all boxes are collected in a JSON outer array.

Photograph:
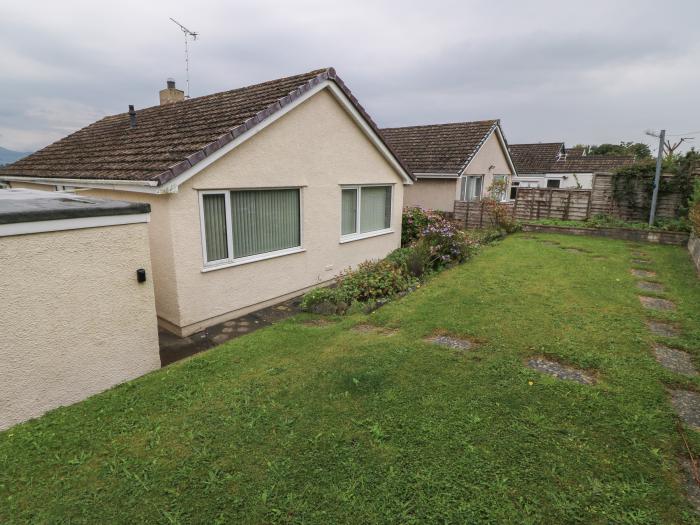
[[380, 120, 517, 213], [508, 142, 635, 197], [0, 68, 414, 337]]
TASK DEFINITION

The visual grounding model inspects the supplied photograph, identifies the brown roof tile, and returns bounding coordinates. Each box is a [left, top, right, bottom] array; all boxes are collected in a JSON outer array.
[[508, 143, 564, 173], [1, 68, 412, 184], [509, 143, 635, 174], [380, 120, 498, 175]]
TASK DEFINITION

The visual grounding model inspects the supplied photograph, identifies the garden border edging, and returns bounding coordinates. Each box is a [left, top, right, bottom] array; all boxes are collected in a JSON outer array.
[[521, 223, 690, 245]]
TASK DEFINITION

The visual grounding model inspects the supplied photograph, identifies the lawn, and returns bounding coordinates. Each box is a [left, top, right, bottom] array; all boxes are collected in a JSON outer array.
[[2, 233, 700, 524]]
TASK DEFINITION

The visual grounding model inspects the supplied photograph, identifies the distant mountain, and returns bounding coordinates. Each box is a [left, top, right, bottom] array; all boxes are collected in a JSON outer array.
[[0, 147, 32, 166]]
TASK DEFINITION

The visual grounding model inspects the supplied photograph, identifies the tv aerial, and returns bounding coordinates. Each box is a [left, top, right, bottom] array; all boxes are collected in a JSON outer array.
[[169, 17, 199, 98]]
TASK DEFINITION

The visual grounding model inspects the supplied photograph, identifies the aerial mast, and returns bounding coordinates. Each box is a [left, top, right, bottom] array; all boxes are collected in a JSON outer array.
[[169, 17, 198, 99]]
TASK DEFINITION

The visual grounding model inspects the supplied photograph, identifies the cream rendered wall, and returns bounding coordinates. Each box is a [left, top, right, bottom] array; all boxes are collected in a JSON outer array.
[[463, 130, 513, 198], [403, 178, 458, 212], [169, 88, 405, 334], [0, 222, 160, 430], [12, 88, 407, 335], [7, 183, 182, 327]]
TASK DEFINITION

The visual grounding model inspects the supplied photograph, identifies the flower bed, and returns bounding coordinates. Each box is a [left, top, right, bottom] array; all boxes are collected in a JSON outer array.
[[526, 215, 691, 232], [301, 207, 486, 314]]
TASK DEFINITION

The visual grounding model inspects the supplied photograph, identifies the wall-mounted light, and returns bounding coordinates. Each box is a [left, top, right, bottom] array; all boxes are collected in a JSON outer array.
[[136, 268, 147, 283]]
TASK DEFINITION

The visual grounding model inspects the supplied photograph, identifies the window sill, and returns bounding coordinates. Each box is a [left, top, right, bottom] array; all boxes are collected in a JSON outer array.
[[202, 247, 305, 272], [340, 229, 394, 244]]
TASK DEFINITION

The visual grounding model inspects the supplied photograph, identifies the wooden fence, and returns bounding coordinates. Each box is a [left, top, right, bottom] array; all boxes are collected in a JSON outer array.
[[454, 172, 692, 228]]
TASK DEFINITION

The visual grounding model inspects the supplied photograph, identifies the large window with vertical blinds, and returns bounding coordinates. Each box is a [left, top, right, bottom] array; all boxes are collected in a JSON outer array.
[[200, 189, 301, 267], [341, 185, 392, 240]]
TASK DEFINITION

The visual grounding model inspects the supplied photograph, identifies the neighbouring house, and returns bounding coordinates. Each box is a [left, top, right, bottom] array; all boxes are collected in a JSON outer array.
[[0, 189, 160, 430], [0, 68, 414, 337], [508, 142, 635, 197], [380, 120, 517, 213]]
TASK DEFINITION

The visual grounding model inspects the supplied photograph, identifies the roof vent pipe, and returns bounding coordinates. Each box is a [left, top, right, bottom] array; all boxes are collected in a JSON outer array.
[[128, 105, 137, 128]]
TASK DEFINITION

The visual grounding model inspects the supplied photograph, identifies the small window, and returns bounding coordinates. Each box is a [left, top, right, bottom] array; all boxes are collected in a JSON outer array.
[[460, 175, 483, 202], [200, 188, 301, 267], [510, 181, 520, 200], [341, 185, 392, 240], [547, 179, 561, 189]]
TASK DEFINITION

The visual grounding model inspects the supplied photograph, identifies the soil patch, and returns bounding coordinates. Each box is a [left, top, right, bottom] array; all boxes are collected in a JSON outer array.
[[303, 319, 333, 327], [427, 335, 475, 351], [526, 358, 596, 385], [646, 320, 681, 337], [655, 345, 697, 376], [352, 324, 398, 336], [637, 281, 665, 293], [671, 390, 700, 429], [639, 296, 676, 311], [631, 269, 657, 278]]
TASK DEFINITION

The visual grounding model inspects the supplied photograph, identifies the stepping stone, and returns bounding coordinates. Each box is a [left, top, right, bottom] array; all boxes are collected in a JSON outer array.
[[670, 390, 700, 430], [537, 240, 560, 246], [654, 345, 697, 375], [527, 358, 595, 385], [637, 281, 665, 293], [631, 268, 657, 278], [646, 320, 680, 337], [563, 247, 585, 254], [639, 296, 676, 310], [427, 335, 474, 351], [680, 457, 700, 513], [352, 324, 397, 336], [631, 251, 648, 257], [631, 258, 652, 265]]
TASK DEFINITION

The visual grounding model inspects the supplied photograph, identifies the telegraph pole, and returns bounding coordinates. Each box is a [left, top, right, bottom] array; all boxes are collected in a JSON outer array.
[[647, 129, 665, 226]]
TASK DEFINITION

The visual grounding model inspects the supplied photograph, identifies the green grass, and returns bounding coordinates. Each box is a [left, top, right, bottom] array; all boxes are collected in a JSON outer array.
[[2, 233, 700, 523]]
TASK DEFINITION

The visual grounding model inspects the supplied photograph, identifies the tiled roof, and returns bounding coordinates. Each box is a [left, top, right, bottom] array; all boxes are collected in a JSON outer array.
[[0, 68, 412, 184], [508, 143, 564, 173], [509, 143, 635, 174], [547, 155, 636, 173], [380, 120, 498, 175]]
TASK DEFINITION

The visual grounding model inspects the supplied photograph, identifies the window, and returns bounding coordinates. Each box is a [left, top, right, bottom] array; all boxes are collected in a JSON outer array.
[[510, 181, 520, 200], [460, 175, 483, 202], [491, 175, 508, 201], [546, 179, 561, 189], [200, 188, 301, 268], [341, 185, 392, 240]]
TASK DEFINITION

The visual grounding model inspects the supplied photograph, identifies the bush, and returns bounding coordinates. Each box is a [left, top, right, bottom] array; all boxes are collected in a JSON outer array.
[[482, 198, 521, 233], [402, 206, 445, 246], [300, 258, 417, 314], [302, 208, 481, 315], [690, 179, 700, 234]]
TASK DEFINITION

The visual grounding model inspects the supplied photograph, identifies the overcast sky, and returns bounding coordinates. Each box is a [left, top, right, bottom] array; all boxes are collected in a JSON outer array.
[[2, 0, 699, 153]]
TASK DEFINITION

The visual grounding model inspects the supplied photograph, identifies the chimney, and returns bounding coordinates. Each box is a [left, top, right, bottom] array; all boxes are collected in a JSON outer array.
[[159, 78, 185, 105], [128, 105, 137, 128]]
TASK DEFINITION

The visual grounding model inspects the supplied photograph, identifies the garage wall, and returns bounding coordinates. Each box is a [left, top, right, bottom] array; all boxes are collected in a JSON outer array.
[[0, 222, 160, 430]]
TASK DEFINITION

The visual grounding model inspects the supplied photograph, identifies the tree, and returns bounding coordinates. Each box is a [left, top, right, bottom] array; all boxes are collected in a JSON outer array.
[[587, 142, 651, 159]]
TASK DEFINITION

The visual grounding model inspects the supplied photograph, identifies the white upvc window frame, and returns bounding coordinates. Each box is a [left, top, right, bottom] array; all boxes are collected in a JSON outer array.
[[460, 175, 484, 202], [339, 183, 394, 243], [198, 187, 304, 272]]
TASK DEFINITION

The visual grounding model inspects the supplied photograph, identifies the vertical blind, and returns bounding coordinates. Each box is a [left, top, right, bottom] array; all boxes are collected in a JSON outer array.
[[231, 190, 300, 258], [202, 189, 300, 263], [341, 189, 358, 235], [202, 194, 229, 261], [360, 186, 391, 233]]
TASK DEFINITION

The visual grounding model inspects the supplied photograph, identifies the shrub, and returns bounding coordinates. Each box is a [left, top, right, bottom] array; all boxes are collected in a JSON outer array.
[[401, 207, 443, 246], [417, 214, 475, 270], [482, 198, 521, 233], [690, 179, 700, 234]]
